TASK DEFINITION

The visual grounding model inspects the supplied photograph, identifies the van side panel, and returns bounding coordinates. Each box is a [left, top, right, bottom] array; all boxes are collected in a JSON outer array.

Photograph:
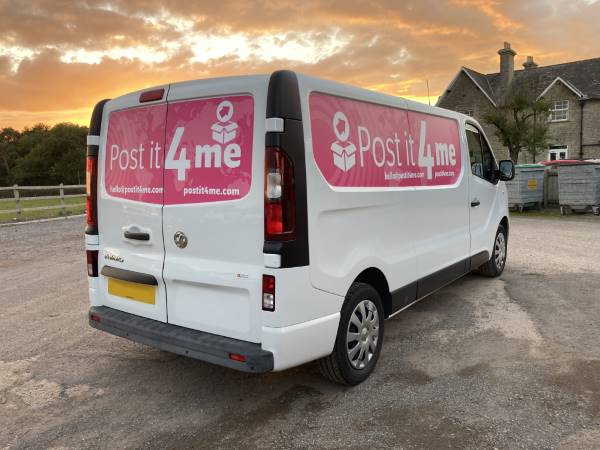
[[467, 121, 509, 260], [299, 75, 470, 312], [298, 76, 419, 305], [403, 102, 470, 282]]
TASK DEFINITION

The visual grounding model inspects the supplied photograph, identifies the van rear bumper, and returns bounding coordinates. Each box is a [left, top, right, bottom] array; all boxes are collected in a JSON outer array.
[[88, 306, 274, 373]]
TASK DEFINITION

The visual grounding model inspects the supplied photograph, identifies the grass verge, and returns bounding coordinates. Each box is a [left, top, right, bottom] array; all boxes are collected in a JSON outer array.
[[0, 196, 85, 223]]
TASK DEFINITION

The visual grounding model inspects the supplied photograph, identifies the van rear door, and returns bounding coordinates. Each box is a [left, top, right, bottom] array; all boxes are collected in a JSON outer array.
[[98, 86, 169, 322], [162, 76, 268, 343]]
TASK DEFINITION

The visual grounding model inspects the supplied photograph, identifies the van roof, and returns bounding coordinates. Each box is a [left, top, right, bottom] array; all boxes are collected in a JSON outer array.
[[296, 72, 467, 123], [107, 70, 469, 124]]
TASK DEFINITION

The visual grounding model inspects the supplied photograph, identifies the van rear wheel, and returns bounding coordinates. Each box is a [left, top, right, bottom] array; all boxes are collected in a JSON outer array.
[[479, 224, 507, 277], [318, 282, 384, 385]]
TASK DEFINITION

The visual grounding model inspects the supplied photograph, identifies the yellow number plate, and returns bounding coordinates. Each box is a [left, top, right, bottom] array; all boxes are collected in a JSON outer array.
[[108, 278, 156, 305], [527, 179, 538, 190]]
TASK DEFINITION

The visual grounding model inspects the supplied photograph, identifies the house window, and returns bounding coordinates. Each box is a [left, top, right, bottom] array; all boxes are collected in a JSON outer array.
[[549, 100, 569, 122], [548, 145, 568, 161]]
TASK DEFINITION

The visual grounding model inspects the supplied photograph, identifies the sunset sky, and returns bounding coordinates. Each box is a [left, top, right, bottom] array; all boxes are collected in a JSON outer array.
[[1, 0, 599, 130]]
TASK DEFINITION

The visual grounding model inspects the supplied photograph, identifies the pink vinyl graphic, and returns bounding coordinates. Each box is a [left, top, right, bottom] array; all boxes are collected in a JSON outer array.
[[105, 104, 167, 204], [163, 95, 254, 204], [104, 95, 254, 205], [309, 92, 462, 188]]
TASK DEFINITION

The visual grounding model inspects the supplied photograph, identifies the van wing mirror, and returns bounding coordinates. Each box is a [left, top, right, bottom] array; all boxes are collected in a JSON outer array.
[[498, 160, 515, 181]]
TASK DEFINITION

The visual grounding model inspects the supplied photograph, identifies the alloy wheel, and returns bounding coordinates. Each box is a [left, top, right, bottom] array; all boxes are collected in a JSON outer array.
[[346, 299, 379, 370], [495, 232, 506, 270]]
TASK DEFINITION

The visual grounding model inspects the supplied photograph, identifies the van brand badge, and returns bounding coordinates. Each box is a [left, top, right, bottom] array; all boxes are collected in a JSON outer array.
[[174, 231, 188, 249], [104, 251, 124, 263]]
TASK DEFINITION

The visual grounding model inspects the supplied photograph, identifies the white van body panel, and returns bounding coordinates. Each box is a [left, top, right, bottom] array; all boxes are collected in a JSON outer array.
[[162, 75, 268, 343], [465, 119, 509, 258], [296, 75, 419, 298], [261, 266, 344, 328], [262, 312, 340, 371], [295, 74, 483, 299], [396, 99, 470, 279], [97, 85, 170, 323]]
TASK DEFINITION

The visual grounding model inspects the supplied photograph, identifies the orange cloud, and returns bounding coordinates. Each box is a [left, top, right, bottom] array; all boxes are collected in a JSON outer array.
[[0, 0, 599, 129]]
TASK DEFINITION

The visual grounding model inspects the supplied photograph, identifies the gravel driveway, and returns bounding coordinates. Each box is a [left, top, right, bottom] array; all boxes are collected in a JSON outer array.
[[1, 215, 599, 449]]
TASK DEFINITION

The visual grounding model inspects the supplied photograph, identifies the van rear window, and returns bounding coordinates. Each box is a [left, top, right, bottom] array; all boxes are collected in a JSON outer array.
[[105, 104, 167, 204], [104, 95, 254, 205]]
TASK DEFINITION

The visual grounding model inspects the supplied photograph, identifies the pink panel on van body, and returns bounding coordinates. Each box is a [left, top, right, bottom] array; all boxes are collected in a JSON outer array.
[[164, 95, 254, 205], [105, 104, 166, 204], [309, 92, 462, 188], [104, 95, 254, 205]]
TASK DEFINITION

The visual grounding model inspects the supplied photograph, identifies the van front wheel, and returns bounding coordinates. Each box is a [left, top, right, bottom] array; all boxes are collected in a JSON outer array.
[[318, 282, 384, 385], [479, 224, 507, 277]]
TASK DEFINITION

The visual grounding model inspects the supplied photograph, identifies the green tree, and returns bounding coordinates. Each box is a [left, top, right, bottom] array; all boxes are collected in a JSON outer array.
[[12, 123, 88, 185], [484, 92, 551, 162], [524, 109, 551, 163], [12, 124, 53, 185], [0, 127, 21, 185], [47, 123, 89, 185]]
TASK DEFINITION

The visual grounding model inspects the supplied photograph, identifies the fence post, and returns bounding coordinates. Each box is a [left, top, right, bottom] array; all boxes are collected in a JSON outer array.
[[59, 183, 65, 215], [13, 184, 21, 219]]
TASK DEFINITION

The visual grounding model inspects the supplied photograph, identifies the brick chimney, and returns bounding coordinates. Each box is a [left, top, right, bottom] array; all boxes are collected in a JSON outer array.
[[522, 55, 538, 69], [498, 42, 516, 87]]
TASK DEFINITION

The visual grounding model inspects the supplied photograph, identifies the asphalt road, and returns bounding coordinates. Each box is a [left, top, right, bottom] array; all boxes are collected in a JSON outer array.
[[1, 215, 599, 449]]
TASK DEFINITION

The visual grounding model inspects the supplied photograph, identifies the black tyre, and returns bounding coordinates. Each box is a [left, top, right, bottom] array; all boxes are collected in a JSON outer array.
[[479, 224, 507, 277], [318, 282, 384, 385]]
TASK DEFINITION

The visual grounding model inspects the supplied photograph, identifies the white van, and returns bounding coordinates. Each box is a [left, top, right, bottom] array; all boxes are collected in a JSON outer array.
[[86, 70, 514, 385]]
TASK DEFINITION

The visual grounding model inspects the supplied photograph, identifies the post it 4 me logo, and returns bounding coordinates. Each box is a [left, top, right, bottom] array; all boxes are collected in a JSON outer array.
[[166, 100, 243, 181], [211, 101, 238, 144], [328, 109, 459, 181], [330, 111, 357, 172]]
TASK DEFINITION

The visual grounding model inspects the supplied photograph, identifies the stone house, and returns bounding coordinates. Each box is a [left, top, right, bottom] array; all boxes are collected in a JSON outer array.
[[437, 42, 600, 163]]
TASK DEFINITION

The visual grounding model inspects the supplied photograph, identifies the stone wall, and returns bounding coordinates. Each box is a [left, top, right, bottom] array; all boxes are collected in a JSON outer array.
[[541, 82, 582, 162], [437, 70, 509, 161], [581, 100, 600, 159], [439, 72, 600, 163]]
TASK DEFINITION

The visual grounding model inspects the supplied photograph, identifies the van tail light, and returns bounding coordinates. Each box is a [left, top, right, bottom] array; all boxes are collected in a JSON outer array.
[[87, 250, 99, 277], [262, 274, 275, 311], [139, 88, 164, 103], [264, 147, 295, 240], [86, 155, 98, 234]]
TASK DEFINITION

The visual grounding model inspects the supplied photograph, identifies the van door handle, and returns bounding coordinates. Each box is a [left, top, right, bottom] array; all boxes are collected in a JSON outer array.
[[124, 230, 150, 241], [471, 199, 481, 207]]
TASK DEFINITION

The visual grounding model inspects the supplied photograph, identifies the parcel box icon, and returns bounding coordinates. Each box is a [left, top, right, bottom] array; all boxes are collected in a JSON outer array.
[[211, 121, 238, 144], [331, 141, 357, 172]]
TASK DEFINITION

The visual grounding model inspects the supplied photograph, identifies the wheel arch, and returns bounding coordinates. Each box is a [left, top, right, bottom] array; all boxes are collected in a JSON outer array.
[[352, 267, 392, 318], [500, 215, 509, 239]]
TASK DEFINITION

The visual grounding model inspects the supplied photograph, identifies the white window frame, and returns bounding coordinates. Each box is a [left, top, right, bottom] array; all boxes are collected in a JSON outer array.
[[549, 100, 569, 122], [548, 146, 568, 161]]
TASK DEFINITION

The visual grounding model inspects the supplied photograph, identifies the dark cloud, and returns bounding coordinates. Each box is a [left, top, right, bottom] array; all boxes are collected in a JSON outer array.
[[0, 0, 599, 128]]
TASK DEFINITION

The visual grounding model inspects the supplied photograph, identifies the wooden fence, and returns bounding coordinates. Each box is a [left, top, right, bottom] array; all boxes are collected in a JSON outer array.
[[0, 184, 85, 218]]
